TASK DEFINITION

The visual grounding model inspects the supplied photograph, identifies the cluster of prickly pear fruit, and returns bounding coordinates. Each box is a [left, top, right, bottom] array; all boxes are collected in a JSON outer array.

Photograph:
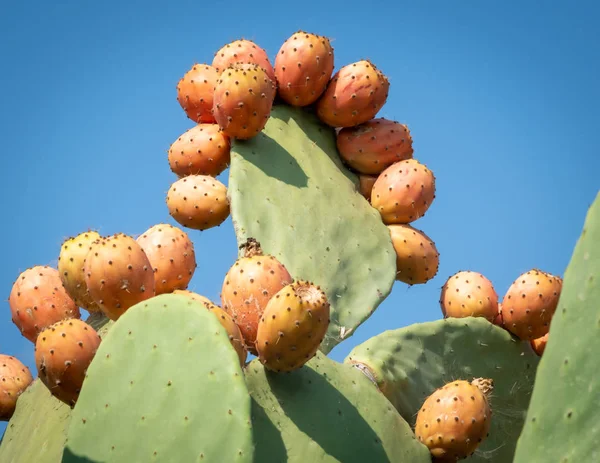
[[0, 28, 596, 463]]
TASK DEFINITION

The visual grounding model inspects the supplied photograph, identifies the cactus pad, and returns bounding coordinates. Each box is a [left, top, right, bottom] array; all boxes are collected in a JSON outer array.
[[62, 294, 254, 462], [0, 380, 72, 463], [344, 317, 540, 462], [245, 350, 431, 462], [513, 192, 600, 462], [228, 104, 397, 353]]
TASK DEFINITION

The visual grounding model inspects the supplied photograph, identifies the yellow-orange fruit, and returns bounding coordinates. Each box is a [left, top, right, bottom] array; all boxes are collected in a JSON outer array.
[[0, 354, 33, 421], [176, 63, 219, 124], [531, 332, 549, 356], [388, 224, 439, 285], [205, 301, 247, 368], [440, 271, 499, 322], [9, 266, 81, 343], [136, 224, 197, 295], [168, 124, 230, 178], [166, 175, 230, 231], [212, 39, 276, 83]]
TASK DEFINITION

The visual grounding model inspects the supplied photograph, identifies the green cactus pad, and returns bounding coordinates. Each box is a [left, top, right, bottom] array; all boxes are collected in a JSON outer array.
[[228, 105, 397, 354], [245, 350, 431, 463], [513, 192, 600, 462], [0, 380, 72, 463], [62, 294, 254, 463], [344, 317, 540, 462]]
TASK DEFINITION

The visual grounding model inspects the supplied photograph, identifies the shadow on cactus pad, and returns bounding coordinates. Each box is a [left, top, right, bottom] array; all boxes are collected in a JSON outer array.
[[228, 104, 397, 354], [344, 317, 540, 462], [246, 350, 431, 463]]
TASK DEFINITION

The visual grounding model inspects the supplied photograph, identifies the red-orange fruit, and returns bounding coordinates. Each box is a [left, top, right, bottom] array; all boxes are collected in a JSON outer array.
[[336, 119, 414, 175], [84, 233, 155, 321], [168, 123, 231, 178], [371, 159, 436, 224], [136, 224, 197, 295], [316, 59, 389, 128], [358, 174, 378, 202], [8, 266, 81, 343], [388, 224, 439, 285], [176, 63, 219, 124], [34, 319, 101, 407], [493, 302, 504, 327], [531, 332, 549, 356], [274, 30, 334, 106], [0, 354, 33, 421], [166, 175, 230, 231], [502, 269, 562, 340], [212, 39, 276, 83], [221, 238, 293, 356], [440, 271, 499, 322]]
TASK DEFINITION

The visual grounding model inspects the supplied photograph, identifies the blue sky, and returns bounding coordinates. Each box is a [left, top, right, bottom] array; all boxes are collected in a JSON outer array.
[[0, 0, 598, 434]]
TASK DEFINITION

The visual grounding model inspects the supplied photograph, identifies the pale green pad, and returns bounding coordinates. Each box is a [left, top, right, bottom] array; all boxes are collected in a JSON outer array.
[[0, 380, 72, 463], [245, 351, 432, 463], [62, 294, 254, 462], [514, 192, 600, 462], [345, 317, 540, 462], [228, 105, 397, 354]]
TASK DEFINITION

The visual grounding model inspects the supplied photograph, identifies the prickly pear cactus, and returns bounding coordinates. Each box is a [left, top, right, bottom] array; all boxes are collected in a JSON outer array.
[[62, 294, 254, 462], [245, 350, 431, 462], [0, 380, 72, 463], [344, 317, 540, 462], [228, 104, 397, 353], [513, 192, 600, 462]]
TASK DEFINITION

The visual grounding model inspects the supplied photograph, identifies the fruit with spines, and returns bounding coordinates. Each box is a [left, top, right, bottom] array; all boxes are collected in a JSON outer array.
[[34, 319, 101, 407], [172, 289, 212, 305], [0, 354, 33, 421], [212, 39, 276, 83], [58, 230, 102, 313], [388, 224, 439, 285], [440, 271, 499, 322], [371, 159, 436, 224], [212, 63, 276, 140], [358, 174, 378, 201], [256, 280, 330, 372], [493, 302, 504, 327], [8, 266, 81, 343], [316, 59, 389, 128], [501, 269, 562, 340], [136, 223, 197, 295], [221, 238, 293, 356], [274, 30, 334, 106], [204, 301, 247, 368], [176, 63, 219, 123], [530, 332, 548, 356], [336, 119, 413, 174], [168, 123, 230, 178], [166, 174, 230, 230], [414, 378, 493, 461], [84, 233, 155, 320]]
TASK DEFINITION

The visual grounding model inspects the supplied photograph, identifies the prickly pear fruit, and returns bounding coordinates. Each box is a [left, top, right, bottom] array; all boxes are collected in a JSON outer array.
[[316, 59, 389, 128], [176, 63, 219, 124], [166, 175, 230, 230], [388, 224, 439, 285], [9, 266, 81, 343], [221, 238, 293, 356], [212, 63, 277, 140], [0, 354, 33, 421], [415, 378, 493, 461], [440, 271, 499, 322], [204, 301, 247, 368], [84, 233, 155, 320], [274, 30, 334, 106], [336, 119, 413, 175], [358, 174, 378, 201], [371, 159, 436, 224], [34, 319, 101, 407], [58, 230, 102, 313], [530, 332, 548, 356], [501, 269, 562, 340], [255, 280, 330, 372], [136, 223, 197, 295], [493, 302, 504, 327], [172, 289, 212, 305], [212, 39, 276, 83], [168, 123, 230, 178]]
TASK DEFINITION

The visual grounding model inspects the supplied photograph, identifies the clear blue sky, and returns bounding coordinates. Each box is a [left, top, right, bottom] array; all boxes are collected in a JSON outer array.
[[1, 0, 598, 434]]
